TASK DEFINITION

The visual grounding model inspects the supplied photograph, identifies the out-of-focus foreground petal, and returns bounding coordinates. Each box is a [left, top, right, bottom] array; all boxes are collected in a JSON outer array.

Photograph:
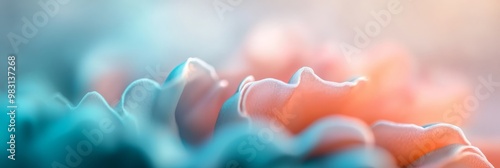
[[208, 115, 397, 167], [470, 138, 500, 167], [372, 121, 492, 167]]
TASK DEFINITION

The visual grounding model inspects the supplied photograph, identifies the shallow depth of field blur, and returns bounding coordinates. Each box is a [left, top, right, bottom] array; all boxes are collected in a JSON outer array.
[[0, 0, 499, 166]]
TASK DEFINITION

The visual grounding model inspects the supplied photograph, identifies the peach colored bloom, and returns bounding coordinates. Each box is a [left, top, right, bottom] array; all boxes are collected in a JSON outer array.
[[20, 55, 490, 167], [218, 67, 491, 167], [220, 22, 470, 128], [214, 22, 491, 167], [373, 121, 492, 167], [48, 23, 492, 167]]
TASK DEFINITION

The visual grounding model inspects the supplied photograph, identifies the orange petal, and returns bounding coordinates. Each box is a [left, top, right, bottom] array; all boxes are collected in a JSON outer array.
[[372, 121, 471, 167], [410, 144, 492, 168], [470, 138, 500, 167], [238, 67, 366, 134]]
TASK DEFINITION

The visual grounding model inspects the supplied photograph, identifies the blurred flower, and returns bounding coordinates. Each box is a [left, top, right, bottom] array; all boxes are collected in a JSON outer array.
[[218, 66, 491, 167], [220, 22, 470, 127], [373, 121, 492, 167], [8, 56, 492, 167], [215, 22, 492, 167], [6, 23, 493, 167]]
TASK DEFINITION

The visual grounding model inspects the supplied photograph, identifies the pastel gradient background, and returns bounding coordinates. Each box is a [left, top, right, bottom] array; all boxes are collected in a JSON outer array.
[[0, 0, 499, 167]]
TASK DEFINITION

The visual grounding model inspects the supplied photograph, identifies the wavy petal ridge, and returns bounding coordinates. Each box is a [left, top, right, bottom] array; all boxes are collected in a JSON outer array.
[[117, 57, 231, 145], [412, 144, 492, 168], [371, 121, 493, 167], [15, 56, 492, 167], [226, 66, 366, 134]]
